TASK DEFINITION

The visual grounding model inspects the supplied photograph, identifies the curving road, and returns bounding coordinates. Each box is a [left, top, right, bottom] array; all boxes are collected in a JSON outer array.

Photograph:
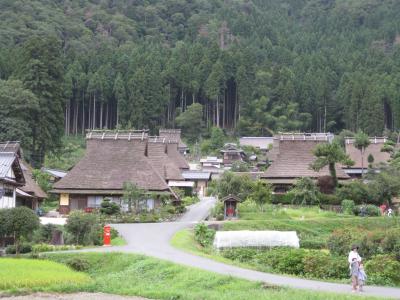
[[102, 197, 400, 299]]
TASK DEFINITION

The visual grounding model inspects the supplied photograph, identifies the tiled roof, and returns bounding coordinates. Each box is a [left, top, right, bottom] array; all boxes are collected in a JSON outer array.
[[0, 152, 25, 185], [182, 171, 211, 180], [345, 138, 391, 168], [261, 140, 349, 179]]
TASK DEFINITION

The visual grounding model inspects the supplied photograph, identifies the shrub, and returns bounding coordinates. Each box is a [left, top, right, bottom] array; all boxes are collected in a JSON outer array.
[[288, 177, 320, 205], [5, 243, 32, 254], [327, 229, 354, 256], [211, 201, 224, 220], [32, 223, 57, 243], [66, 257, 90, 272], [194, 223, 215, 247], [65, 211, 102, 245], [300, 238, 326, 249], [100, 198, 120, 215], [318, 193, 341, 205], [222, 248, 258, 263], [358, 231, 384, 259], [381, 229, 400, 257], [182, 196, 199, 207], [365, 255, 400, 285], [365, 204, 380, 216], [341, 199, 355, 215], [271, 193, 293, 205]]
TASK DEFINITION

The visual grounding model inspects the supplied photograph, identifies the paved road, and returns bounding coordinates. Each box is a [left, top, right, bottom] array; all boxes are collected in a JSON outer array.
[[102, 197, 400, 299]]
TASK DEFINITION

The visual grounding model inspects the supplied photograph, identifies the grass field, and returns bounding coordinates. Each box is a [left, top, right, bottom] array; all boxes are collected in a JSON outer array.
[[111, 236, 127, 246], [0, 258, 90, 291], [41, 252, 381, 300]]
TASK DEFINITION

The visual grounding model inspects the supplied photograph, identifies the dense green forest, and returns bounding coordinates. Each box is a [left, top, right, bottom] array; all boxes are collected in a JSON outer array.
[[1, 0, 400, 164]]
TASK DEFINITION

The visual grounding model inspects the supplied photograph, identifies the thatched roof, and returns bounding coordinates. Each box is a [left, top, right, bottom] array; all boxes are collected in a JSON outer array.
[[20, 161, 47, 199], [167, 143, 189, 170], [262, 140, 349, 180], [53, 139, 170, 192], [159, 129, 188, 150], [345, 138, 391, 168], [239, 137, 273, 151], [147, 142, 184, 181]]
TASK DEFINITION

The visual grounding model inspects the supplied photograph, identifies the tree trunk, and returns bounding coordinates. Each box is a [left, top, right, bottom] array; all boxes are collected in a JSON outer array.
[[93, 93, 96, 129], [100, 101, 104, 129], [329, 162, 338, 188], [82, 91, 85, 135], [361, 148, 365, 176], [216, 96, 220, 128]]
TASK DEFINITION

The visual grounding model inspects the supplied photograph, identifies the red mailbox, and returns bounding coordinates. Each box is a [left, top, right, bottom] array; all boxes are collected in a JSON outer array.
[[103, 225, 111, 246]]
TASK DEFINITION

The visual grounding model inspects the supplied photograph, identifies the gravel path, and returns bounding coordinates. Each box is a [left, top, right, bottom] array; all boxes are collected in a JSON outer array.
[[0, 292, 149, 300]]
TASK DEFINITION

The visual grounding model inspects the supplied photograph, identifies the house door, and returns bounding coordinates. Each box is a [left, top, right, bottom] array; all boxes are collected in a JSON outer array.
[[70, 198, 87, 210]]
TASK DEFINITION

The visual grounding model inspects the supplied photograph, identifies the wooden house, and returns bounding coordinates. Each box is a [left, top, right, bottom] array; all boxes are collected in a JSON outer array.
[[52, 130, 189, 214], [220, 143, 246, 166], [0, 152, 25, 209], [0, 142, 46, 210], [261, 134, 349, 193]]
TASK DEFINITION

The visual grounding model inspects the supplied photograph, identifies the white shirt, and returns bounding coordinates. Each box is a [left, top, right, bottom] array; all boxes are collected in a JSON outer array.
[[348, 250, 362, 265]]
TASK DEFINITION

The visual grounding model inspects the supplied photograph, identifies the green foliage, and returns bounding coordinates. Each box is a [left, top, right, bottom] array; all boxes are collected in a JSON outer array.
[[6, 243, 32, 254], [327, 229, 354, 256], [0, 79, 38, 152], [365, 255, 400, 286], [341, 200, 355, 215], [100, 198, 120, 215], [336, 181, 371, 204], [194, 223, 215, 247], [43, 252, 370, 300], [2, 207, 40, 254], [122, 182, 145, 213], [66, 257, 91, 272], [176, 103, 204, 142], [311, 142, 354, 187], [318, 193, 341, 205], [32, 223, 57, 244], [288, 177, 320, 205], [182, 196, 199, 207], [31, 169, 52, 193], [215, 171, 254, 200], [365, 205, 381, 217], [0, 258, 90, 290], [230, 161, 250, 172], [249, 180, 272, 211], [64, 211, 102, 246]]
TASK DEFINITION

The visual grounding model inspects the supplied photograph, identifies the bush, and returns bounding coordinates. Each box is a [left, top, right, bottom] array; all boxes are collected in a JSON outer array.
[[66, 257, 91, 272], [5, 243, 32, 254], [300, 238, 326, 249], [194, 223, 215, 247], [336, 181, 370, 204], [365, 255, 400, 285], [303, 251, 348, 279], [327, 229, 354, 256], [365, 205, 380, 216], [271, 193, 293, 205], [32, 224, 57, 243], [100, 198, 120, 215], [65, 211, 102, 246], [318, 193, 341, 205], [341, 199, 355, 215]]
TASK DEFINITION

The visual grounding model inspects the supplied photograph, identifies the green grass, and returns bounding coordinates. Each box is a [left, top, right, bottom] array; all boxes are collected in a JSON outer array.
[[37, 252, 381, 300], [111, 236, 127, 246], [0, 258, 90, 290]]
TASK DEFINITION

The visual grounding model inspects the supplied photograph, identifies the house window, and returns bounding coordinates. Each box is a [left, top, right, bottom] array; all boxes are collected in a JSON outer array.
[[87, 196, 103, 208], [4, 188, 13, 197]]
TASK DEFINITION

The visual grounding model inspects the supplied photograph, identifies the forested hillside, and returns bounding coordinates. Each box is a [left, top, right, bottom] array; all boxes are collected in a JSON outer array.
[[1, 0, 400, 164]]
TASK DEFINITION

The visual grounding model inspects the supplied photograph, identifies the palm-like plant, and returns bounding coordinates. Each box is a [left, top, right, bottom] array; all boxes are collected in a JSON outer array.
[[311, 142, 354, 188]]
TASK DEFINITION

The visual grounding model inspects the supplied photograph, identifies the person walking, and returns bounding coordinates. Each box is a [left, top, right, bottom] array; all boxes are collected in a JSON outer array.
[[358, 262, 367, 292], [348, 245, 362, 266], [350, 258, 359, 292]]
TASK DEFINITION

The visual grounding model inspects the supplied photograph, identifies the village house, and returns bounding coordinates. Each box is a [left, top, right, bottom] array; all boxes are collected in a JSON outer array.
[[0, 142, 47, 210], [261, 134, 349, 193], [51, 130, 189, 214], [159, 129, 189, 155], [220, 143, 246, 166], [343, 137, 391, 178], [181, 171, 211, 197]]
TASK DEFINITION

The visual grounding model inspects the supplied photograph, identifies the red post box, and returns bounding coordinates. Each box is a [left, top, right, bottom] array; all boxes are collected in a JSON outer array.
[[103, 225, 111, 246]]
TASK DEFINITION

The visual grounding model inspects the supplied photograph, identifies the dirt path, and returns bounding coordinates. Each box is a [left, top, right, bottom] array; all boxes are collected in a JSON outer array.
[[0, 292, 149, 300]]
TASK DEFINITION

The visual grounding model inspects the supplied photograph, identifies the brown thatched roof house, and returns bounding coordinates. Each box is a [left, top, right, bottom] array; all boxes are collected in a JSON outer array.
[[159, 129, 189, 154], [0, 141, 47, 210], [261, 134, 349, 193], [52, 130, 189, 214], [344, 137, 392, 177]]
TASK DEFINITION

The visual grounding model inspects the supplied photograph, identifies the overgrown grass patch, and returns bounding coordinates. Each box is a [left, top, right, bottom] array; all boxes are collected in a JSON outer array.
[[0, 258, 90, 291], [43, 252, 380, 300]]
